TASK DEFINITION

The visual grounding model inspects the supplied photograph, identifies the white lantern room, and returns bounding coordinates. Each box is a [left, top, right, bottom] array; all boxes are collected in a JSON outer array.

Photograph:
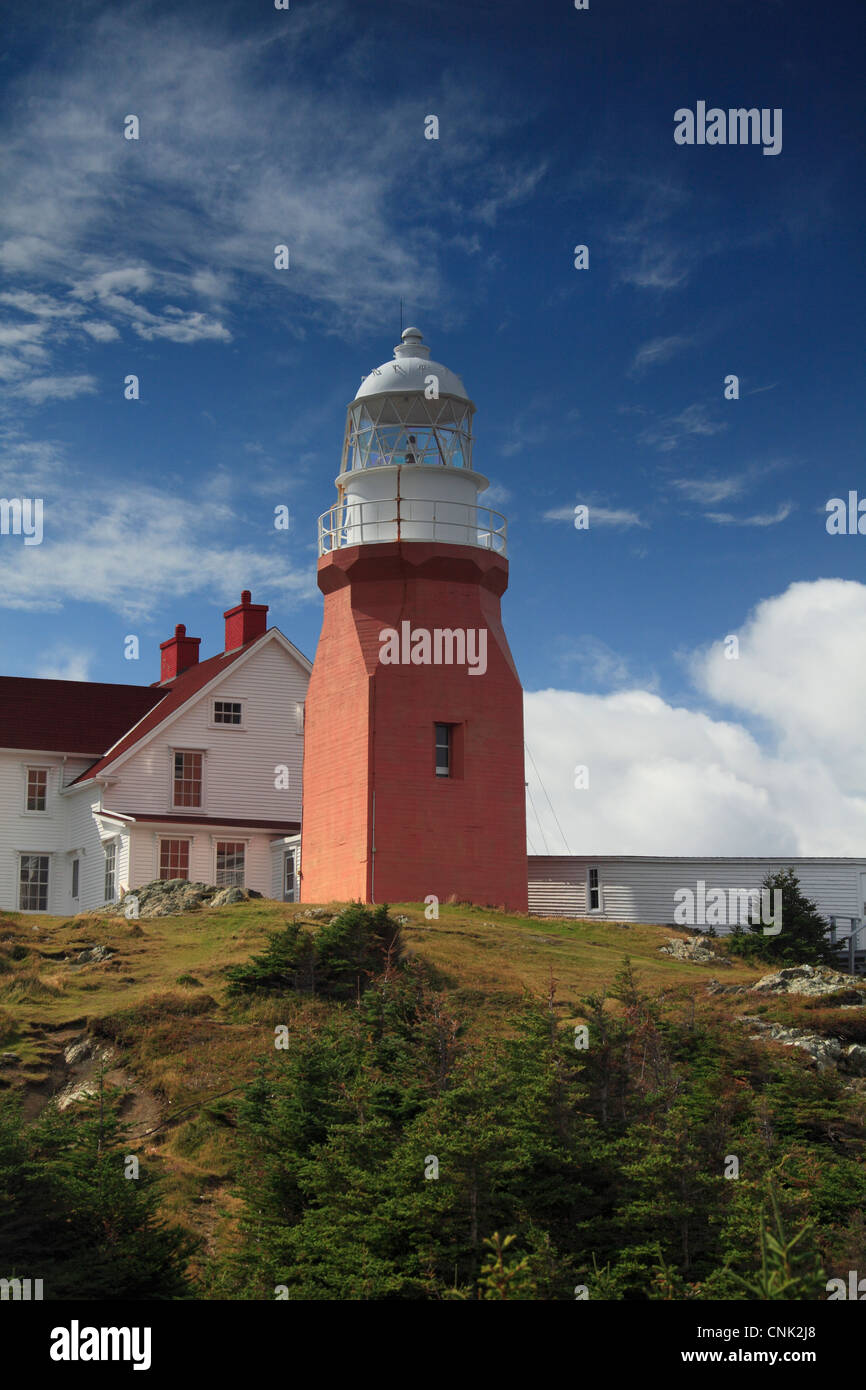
[[318, 327, 507, 555]]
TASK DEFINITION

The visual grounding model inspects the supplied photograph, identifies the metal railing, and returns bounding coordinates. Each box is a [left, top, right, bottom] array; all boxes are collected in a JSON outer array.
[[829, 916, 866, 974], [318, 496, 508, 557]]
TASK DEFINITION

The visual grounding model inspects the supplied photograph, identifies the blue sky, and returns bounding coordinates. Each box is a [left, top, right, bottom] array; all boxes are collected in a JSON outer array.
[[1, 0, 864, 855]]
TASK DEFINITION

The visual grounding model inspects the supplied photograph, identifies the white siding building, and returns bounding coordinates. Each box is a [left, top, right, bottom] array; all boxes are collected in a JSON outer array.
[[528, 854, 866, 935], [0, 592, 310, 915]]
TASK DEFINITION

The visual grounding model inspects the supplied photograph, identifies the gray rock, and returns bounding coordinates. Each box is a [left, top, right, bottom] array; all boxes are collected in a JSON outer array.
[[210, 886, 246, 907], [62, 1038, 117, 1067], [660, 937, 731, 966], [744, 1019, 844, 1072], [76, 944, 114, 964], [751, 964, 866, 998], [119, 879, 263, 919]]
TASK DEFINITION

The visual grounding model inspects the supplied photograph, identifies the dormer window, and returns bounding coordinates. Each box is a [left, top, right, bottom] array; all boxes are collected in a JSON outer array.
[[213, 700, 243, 726]]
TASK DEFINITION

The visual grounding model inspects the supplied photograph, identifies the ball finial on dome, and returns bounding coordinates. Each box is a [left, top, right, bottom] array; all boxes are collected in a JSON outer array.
[[394, 325, 430, 361]]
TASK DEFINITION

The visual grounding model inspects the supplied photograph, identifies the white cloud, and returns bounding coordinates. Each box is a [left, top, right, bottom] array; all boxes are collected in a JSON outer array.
[[544, 503, 646, 528], [15, 374, 98, 404], [670, 474, 745, 504], [694, 579, 866, 794], [630, 334, 691, 374], [73, 267, 154, 299], [80, 320, 120, 341], [132, 311, 231, 344], [704, 503, 794, 527], [473, 161, 549, 226], [640, 403, 728, 452], [33, 645, 95, 681], [0, 472, 317, 619], [0, 321, 47, 348], [0, 8, 543, 403], [525, 579, 866, 855]]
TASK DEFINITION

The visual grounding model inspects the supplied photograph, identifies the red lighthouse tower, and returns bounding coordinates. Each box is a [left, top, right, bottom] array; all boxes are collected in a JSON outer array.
[[300, 328, 527, 912]]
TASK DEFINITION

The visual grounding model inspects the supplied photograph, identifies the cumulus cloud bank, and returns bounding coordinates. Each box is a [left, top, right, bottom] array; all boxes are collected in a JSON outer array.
[[525, 579, 866, 856]]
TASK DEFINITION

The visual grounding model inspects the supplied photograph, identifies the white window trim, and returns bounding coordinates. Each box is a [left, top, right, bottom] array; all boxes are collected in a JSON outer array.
[[283, 845, 299, 902], [103, 836, 119, 905], [169, 747, 208, 812], [586, 865, 603, 914], [22, 763, 52, 817], [213, 837, 248, 888], [17, 850, 52, 913], [209, 696, 246, 730], [157, 834, 195, 881]]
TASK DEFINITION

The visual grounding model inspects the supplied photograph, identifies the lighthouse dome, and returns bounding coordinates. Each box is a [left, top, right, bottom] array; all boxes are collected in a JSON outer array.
[[321, 325, 506, 557], [342, 327, 475, 475], [354, 327, 471, 404]]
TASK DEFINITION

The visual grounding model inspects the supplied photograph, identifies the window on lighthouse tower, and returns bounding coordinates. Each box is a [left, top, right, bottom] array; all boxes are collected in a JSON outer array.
[[434, 723, 451, 777]]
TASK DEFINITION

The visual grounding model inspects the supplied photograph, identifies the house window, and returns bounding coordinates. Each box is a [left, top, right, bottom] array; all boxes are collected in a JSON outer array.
[[104, 841, 117, 903], [19, 855, 49, 911], [173, 751, 202, 807], [434, 723, 452, 778], [588, 866, 600, 912], [71, 859, 80, 900], [216, 841, 245, 887], [160, 839, 190, 881], [26, 767, 48, 811], [213, 700, 242, 725]]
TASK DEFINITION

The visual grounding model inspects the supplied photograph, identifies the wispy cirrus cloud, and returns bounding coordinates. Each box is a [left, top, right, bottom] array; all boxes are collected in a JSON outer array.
[[639, 402, 728, 452], [705, 502, 795, 527], [543, 502, 647, 528], [0, 437, 316, 619], [0, 3, 546, 410], [669, 474, 746, 504], [15, 374, 98, 404], [629, 334, 692, 375]]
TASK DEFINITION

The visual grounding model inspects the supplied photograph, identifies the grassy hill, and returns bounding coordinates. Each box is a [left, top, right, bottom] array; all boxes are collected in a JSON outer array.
[[1, 899, 864, 1299]]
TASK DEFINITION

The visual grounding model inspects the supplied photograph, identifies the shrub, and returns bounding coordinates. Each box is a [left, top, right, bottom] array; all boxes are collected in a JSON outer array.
[[225, 902, 403, 1001]]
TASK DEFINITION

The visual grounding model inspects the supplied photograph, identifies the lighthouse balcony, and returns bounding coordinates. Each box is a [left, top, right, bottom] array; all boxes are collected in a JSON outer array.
[[318, 497, 508, 557]]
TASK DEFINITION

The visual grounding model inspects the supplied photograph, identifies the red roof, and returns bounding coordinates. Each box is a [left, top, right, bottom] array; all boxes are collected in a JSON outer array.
[[72, 640, 259, 783], [0, 676, 165, 756]]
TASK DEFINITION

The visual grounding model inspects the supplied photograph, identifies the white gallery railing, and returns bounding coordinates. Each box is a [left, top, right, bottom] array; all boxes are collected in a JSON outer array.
[[318, 497, 508, 557]]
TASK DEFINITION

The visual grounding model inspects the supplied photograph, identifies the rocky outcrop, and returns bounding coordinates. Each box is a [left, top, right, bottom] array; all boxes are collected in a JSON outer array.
[[119, 880, 263, 919], [659, 936, 732, 966], [738, 1016, 866, 1076], [750, 963, 866, 1001], [75, 944, 114, 964]]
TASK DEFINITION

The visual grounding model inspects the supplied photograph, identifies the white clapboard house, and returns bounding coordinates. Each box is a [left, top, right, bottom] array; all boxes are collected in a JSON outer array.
[[0, 592, 309, 915], [527, 854, 866, 960]]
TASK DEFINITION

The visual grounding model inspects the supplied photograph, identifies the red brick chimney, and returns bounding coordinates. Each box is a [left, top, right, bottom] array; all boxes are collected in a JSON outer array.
[[160, 623, 201, 683], [223, 590, 268, 652]]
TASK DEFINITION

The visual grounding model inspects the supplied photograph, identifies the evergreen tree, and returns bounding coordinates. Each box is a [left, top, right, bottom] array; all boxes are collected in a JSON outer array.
[[727, 868, 836, 966], [0, 1088, 195, 1300]]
